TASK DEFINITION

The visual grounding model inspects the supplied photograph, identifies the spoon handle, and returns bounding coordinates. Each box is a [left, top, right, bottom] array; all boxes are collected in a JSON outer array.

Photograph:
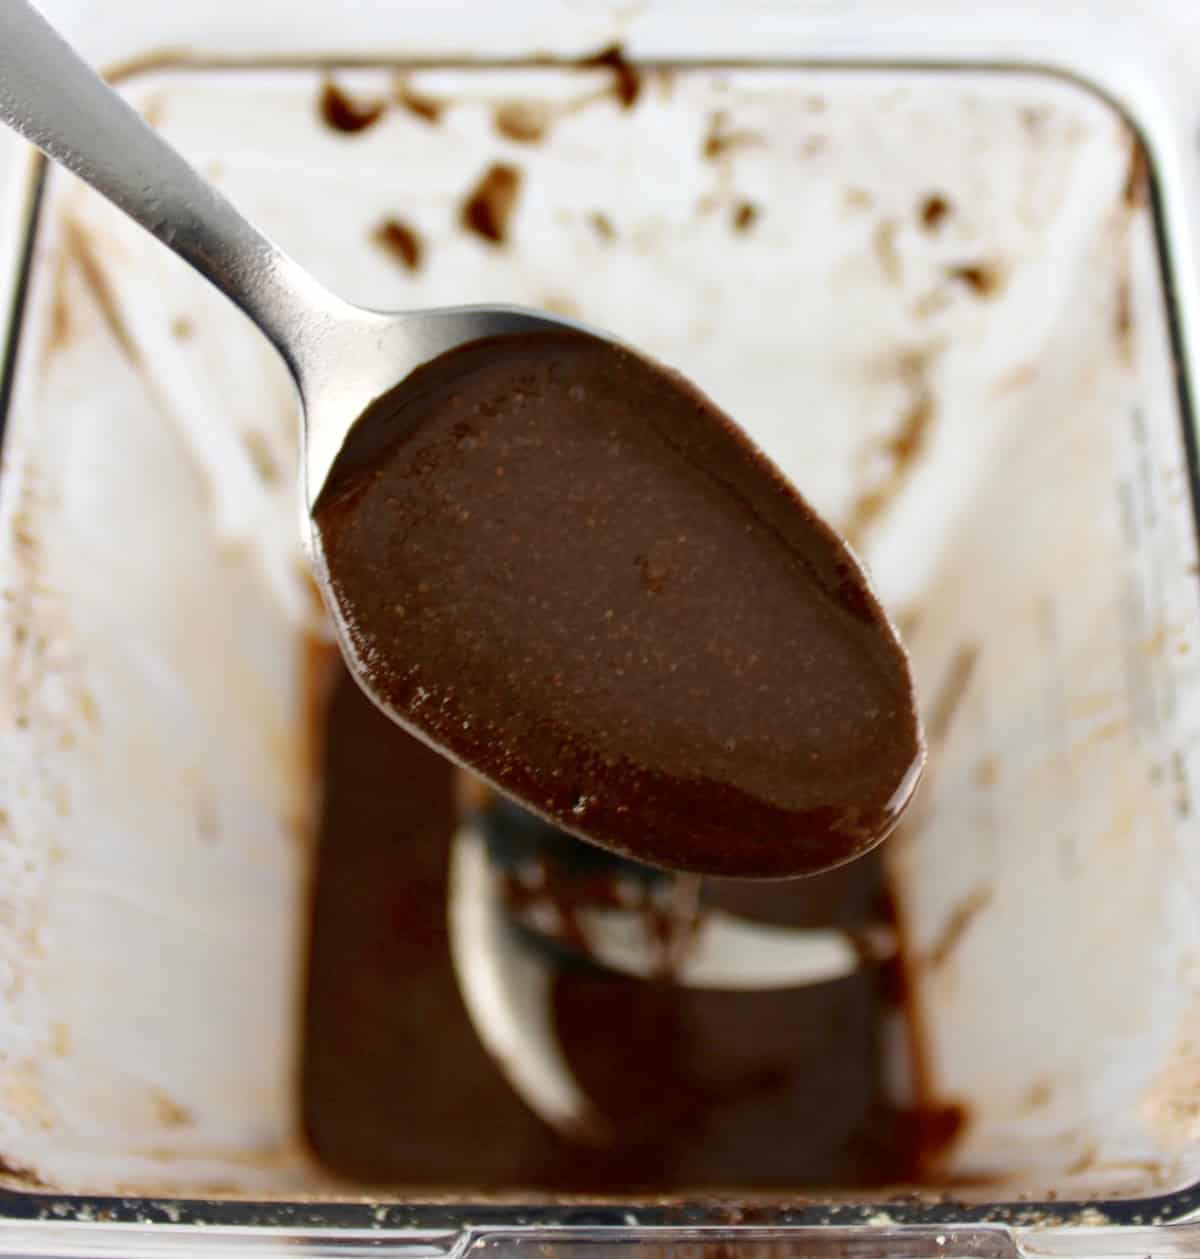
[[0, 0, 338, 377]]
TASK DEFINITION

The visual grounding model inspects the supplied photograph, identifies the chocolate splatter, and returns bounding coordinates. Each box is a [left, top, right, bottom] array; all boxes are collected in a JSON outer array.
[[873, 218, 902, 285], [732, 201, 759, 233], [494, 100, 552, 144], [703, 110, 764, 161], [394, 80, 444, 125], [844, 187, 874, 212], [1124, 137, 1150, 210], [578, 44, 641, 110], [541, 294, 580, 318], [1115, 273, 1134, 366], [60, 218, 139, 365], [947, 261, 1006, 299], [242, 430, 280, 485], [372, 217, 424, 272], [588, 211, 615, 242], [319, 80, 385, 135], [461, 163, 521, 246], [843, 347, 940, 547], [919, 194, 951, 231]]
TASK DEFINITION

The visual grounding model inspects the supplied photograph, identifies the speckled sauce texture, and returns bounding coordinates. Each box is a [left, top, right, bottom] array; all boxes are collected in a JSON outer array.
[[315, 328, 923, 879]]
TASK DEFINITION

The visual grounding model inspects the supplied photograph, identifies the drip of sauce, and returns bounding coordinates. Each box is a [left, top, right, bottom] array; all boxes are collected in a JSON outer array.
[[314, 328, 922, 879]]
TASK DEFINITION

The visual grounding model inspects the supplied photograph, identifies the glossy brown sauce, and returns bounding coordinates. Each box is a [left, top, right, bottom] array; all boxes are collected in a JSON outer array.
[[301, 666, 953, 1191], [314, 328, 923, 879]]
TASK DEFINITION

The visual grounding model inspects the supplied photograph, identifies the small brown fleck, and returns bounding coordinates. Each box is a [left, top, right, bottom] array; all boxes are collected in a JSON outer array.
[[45, 278, 71, 358], [703, 110, 764, 161], [1023, 1077, 1053, 1112], [1067, 1144, 1098, 1176], [578, 44, 641, 110], [394, 80, 443, 125], [973, 755, 999, 788], [494, 100, 552, 145], [461, 163, 521, 246], [1115, 273, 1135, 366], [318, 79, 385, 135], [541, 294, 579, 318], [242, 430, 280, 485], [372, 217, 424, 272], [150, 1089, 193, 1129], [911, 288, 952, 321], [925, 885, 994, 970], [732, 201, 759, 233], [844, 186, 873, 211], [171, 315, 194, 341], [991, 362, 1039, 395], [140, 93, 166, 129], [947, 261, 1006, 298], [61, 218, 140, 365], [919, 194, 951, 231], [1125, 137, 1150, 210], [588, 211, 615, 242], [1021, 105, 1049, 136], [873, 218, 902, 284]]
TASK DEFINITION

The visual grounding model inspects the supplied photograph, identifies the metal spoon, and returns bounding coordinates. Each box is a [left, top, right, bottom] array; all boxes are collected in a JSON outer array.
[[0, 0, 570, 539]]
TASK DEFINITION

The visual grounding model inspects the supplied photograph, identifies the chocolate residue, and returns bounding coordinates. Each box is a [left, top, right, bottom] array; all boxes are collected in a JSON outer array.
[[874, 218, 902, 285], [703, 110, 764, 161], [927, 643, 979, 743], [304, 673, 945, 1189], [973, 755, 999, 789], [140, 93, 166, 130], [578, 44, 641, 110], [1021, 105, 1050, 137], [150, 1089, 192, 1129], [844, 347, 939, 546], [844, 187, 874, 212], [372, 217, 424, 272], [44, 260, 71, 360], [588, 211, 615, 242], [925, 885, 993, 971], [947, 261, 1006, 299], [732, 201, 759, 233], [1115, 273, 1134, 366], [318, 79, 385, 135], [241, 429, 280, 485], [541, 294, 579, 318], [1124, 137, 1150, 210], [494, 100, 552, 144], [919, 194, 951, 231], [460, 163, 521, 246], [60, 218, 140, 365], [1023, 1078, 1054, 1112], [394, 80, 444, 125]]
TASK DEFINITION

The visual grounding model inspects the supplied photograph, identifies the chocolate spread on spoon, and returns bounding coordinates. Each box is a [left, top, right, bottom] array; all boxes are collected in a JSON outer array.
[[313, 328, 922, 878]]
